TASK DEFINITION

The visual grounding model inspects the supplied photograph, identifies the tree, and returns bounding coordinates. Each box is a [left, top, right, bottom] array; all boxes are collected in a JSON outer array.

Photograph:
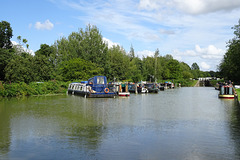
[[74, 24, 108, 67], [154, 48, 159, 81], [107, 45, 130, 81], [191, 62, 200, 70], [166, 59, 182, 79], [4, 53, 34, 83], [0, 21, 13, 49], [128, 57, 142, 82], [59, 58, 103, 81], [219, 19, 240, 83], [180, 62, 193, 79], [0, 48, 14, 80], [55, 24, 109, 75], [129, 44, 135, 61]]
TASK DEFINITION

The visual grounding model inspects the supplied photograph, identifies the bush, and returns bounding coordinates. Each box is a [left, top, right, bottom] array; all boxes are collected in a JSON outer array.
[[0, 81, 69, 97]]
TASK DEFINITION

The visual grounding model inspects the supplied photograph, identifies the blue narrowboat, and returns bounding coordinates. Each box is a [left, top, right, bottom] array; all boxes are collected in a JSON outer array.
[[68, 76, 117, 98]]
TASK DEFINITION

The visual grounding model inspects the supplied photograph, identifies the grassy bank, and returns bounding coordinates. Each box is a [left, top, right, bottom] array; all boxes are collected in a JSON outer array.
[[159, 79, 198, 87], [0, 81, 70, 97], [236, 88, 240, 101]]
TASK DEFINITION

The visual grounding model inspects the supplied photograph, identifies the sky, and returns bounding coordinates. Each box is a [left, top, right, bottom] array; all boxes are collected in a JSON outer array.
[[1, 0, 240, 71]]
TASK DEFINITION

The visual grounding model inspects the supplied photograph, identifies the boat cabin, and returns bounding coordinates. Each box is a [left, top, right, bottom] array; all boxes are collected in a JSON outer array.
[[87, 76, 107, 92]]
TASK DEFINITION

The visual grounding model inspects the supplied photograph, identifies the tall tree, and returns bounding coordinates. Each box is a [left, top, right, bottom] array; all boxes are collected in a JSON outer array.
[[154, 48, 159, 81], [107, 45, 130, 81], [219, 19, 240, 82], [4, 53, 34, 83], [59, 58, 103, 81], [0, 21, 13, 49], [34, 44, 57, 81], [0, 48, 14, 81], [129, 44, 135, 61], [191, 62, 200, 70], [167, 59, 182, 79], [0, 21, 14, 81]]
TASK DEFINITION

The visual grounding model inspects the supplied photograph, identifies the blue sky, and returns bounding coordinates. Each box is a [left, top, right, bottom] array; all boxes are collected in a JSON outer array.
[[1, 0, 240, 71]]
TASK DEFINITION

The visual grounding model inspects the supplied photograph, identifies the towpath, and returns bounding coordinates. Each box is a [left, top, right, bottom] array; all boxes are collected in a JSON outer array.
[[194, 80, 200, 87]]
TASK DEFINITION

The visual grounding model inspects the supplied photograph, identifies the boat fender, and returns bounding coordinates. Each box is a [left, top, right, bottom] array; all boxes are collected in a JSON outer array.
[[104, 88, 109, 93], [88, 87, 93, 93]]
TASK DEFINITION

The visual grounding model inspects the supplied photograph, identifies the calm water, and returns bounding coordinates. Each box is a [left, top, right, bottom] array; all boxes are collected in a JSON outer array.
[[0, 87, 240, 160]]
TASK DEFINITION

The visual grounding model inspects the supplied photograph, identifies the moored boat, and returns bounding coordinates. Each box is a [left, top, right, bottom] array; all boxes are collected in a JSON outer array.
[[144, 83, 159, 93], [218, 85, 235, 99], [117, 83, 130, 97], [68, 76, 117, 98], [128, 83, 148, 94]]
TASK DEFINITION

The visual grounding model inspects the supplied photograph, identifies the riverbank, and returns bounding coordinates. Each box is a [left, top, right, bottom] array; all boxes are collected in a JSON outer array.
[[236, 88, 240, 102], [159, 79, 198, 87], [0, 81, 69, 97]]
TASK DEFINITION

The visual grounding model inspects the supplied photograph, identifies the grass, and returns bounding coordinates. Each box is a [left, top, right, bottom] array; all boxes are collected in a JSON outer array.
[[0, 81, 70, 97], [236, 88, 240, 101]]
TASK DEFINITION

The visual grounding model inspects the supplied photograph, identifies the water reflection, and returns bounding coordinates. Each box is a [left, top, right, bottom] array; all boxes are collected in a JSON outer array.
[[0, 88, 240, 159], [0, 100, 11, 157]]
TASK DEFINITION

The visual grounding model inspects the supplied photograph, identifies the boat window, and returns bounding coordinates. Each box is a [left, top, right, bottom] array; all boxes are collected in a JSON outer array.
[[97, 77, 105, 84], [89, 78, 93, 84]]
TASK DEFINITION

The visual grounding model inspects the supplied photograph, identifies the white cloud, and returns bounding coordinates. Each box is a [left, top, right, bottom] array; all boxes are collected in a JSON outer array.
[[136, 50, 154, 58], [138, 0, 240, 15], [12, 41, 35, 55], [172, 45, 225, 71], [49, 0, 239, 70], [35, 19, 54, 30], [103, 37, 119, 48], [195, 45, 225, 59], [200, 62, 211, 70], [138, 0, 161, 11], [173, 0, 240, 15]]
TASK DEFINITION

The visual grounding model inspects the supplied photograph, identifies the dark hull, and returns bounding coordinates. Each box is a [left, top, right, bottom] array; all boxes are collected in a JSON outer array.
[[68, 89, 116, 98], [159, 86, 165, 91], [148, 89, 159, 93]]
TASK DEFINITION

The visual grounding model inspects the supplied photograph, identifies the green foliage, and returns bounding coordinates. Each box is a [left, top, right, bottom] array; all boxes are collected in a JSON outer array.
[[166, 59, 182, 79], [0, 21, 215, 97], [129, 44, 135, 61], [34, 44, 57, 81], [107, 45, 130, 81], [0, 21, 13, 49], [236, 88, 240, 101], [55, 24, 108, 67], [0, 81, 69, 97], [219, 19, 240, 83], [10, 54, 33, 81], [0, 48, 14, 81], [4, 53, 35, 83], [59, 58, 103, 81], [191, 62, 200, 70]]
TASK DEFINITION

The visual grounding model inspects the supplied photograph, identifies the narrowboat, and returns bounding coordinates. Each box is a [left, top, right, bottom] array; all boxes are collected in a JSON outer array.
[[128, 83, 148, 93], [117, 83, 130, 96], [218, 85, 235, 99], [158, 83, 165, 91], [164, 81, 174, 89], [68, 76, 117, 98], [144, 83, 159, 93]]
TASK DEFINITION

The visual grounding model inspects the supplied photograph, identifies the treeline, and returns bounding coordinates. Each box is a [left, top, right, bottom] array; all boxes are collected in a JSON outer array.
[[218, 19, 240, 84], [1, 21, 213, 86]]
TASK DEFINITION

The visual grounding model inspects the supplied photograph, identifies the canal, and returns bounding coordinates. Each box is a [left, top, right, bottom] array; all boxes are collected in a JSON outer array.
[[0, 87, 240, 160]]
